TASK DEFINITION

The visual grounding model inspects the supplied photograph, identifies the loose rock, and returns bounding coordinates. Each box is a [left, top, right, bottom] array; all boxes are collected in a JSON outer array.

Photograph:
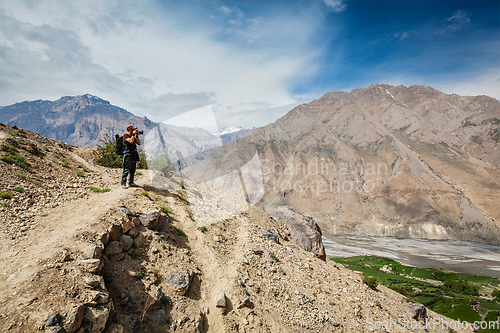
[[215, 293, 226, 308], [63, 304, 85, 333], [44, 311, 61, 326], [105, 241, 123, 255], [120, 235, 133, 252], [165, 269, 192, 295], [152, 309, 167, 326], [108, 224, 122, 241]]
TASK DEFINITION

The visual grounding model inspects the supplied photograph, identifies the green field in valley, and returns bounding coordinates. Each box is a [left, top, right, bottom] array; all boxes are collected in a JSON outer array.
[[331, 256, 500, 332]]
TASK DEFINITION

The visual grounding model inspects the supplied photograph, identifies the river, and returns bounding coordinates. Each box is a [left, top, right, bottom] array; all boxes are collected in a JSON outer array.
[[323, 235, 500, 278]]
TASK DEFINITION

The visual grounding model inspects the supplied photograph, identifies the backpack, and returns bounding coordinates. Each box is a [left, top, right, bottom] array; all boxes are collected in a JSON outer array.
[[115, 134, 125, 155]]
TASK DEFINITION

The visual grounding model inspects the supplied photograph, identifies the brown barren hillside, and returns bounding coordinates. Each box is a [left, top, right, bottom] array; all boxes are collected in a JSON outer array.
[[181, 84, 500, 245], [0, 123, 474, 332]]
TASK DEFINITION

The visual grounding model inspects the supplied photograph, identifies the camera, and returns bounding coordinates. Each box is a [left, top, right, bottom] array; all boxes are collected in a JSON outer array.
[[137, 130, 144, 135]]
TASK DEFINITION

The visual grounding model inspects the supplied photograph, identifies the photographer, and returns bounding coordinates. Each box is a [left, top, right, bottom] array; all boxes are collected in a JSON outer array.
[[121, 125, 142, 188]]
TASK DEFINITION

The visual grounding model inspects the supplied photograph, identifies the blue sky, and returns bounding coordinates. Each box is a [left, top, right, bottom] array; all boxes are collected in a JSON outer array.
[[0, 0, 499, 130]]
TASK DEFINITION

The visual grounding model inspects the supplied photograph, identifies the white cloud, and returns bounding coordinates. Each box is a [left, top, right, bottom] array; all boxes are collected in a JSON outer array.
[[324, 0, 346, 13], [434, 67, 500, 101], [436, 10, 471, 37], [0, 0, 325, 128]]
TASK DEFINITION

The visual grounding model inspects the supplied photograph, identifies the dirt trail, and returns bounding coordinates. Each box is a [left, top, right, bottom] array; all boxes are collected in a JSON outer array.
[[0, 156, 134, 302]]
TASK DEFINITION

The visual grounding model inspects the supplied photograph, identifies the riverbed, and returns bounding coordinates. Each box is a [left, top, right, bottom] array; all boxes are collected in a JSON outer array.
[[323, 235, 500, 278]]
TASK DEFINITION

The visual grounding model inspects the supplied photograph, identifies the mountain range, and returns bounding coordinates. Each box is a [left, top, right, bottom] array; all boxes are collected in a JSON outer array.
[[2, 84, 500, 244], [180, 84, 500, 245]]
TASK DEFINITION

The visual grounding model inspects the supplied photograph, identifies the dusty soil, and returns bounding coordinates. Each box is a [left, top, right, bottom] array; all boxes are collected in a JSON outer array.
[[0, 124, 475, 332]]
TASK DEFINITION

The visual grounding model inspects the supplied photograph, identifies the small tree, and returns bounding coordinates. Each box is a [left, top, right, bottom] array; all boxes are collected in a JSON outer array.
[[147, 154, 175, 177], [363, 276, 378, 291], [93, 134, 147, 168], [491, 289, 500, 302]]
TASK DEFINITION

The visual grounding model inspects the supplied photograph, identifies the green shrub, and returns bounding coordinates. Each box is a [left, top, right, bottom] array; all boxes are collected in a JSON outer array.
[[8, 132, 18, 137], [363, 276, 378, 291], [147, 154, 176, 177], [160, 205, 171, 214], [61, 161, 69, 167], [1, 202, 8, 207], [390, 285, 409, 297], [14, 155, 27, 169], [130, 250, 141, 259], [136, 171, 143, 176], [0, 191, 12, 199], [199, 226, 207, 232], [492, 289, 500, 301], [133, 271, 143, 280], [1, 155, 14, 164], [83, 168, 95, 173], [141, 190, 149, 197], [443, 279, 479, 296], [85, 186, 111, 193], [77, 163, 83, 168], [15, 172, 26, 178], [76, 170, 85, 177], [93, 134, 147, 168], [176, 228, 185, 236], [43, 147, 49, 151], [33, 181, 43, 187], [1, 144, 16, 154], [13, 186, 24, 193]]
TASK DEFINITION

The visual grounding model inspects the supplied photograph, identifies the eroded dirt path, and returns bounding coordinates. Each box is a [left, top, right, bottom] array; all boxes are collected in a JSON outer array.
[[0, 157, 139, 303]]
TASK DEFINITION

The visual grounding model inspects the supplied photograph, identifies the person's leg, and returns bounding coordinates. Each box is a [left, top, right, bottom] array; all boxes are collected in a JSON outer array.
[[121, 155, 131, 187], [128, 162, 137, 185], [121, 167, 129, 187]]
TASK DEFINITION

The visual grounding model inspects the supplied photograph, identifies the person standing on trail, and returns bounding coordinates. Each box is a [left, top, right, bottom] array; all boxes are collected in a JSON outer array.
[[121, 125, 141, 188]]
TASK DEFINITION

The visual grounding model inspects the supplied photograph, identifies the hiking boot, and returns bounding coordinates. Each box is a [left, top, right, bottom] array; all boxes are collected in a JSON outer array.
[[128, 183, 139, 187], [121, 184, 129, 189]]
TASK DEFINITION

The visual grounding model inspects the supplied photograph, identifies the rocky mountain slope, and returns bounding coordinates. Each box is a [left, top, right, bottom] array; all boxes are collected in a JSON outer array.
[[0, 124, 473, 332], [181, 84, 500, 245], [0, 94, 156, 148]]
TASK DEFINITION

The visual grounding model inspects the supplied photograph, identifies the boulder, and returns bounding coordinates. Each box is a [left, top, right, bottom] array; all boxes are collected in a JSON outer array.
[[120, 235, 133, 252], [406, 303, 427, 321], [138, 209, 161, 230], [267, 206, 326, 261], [165, 269, 192, 295], [63, 304, 85, 333], [105, 241, 123, 255]]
